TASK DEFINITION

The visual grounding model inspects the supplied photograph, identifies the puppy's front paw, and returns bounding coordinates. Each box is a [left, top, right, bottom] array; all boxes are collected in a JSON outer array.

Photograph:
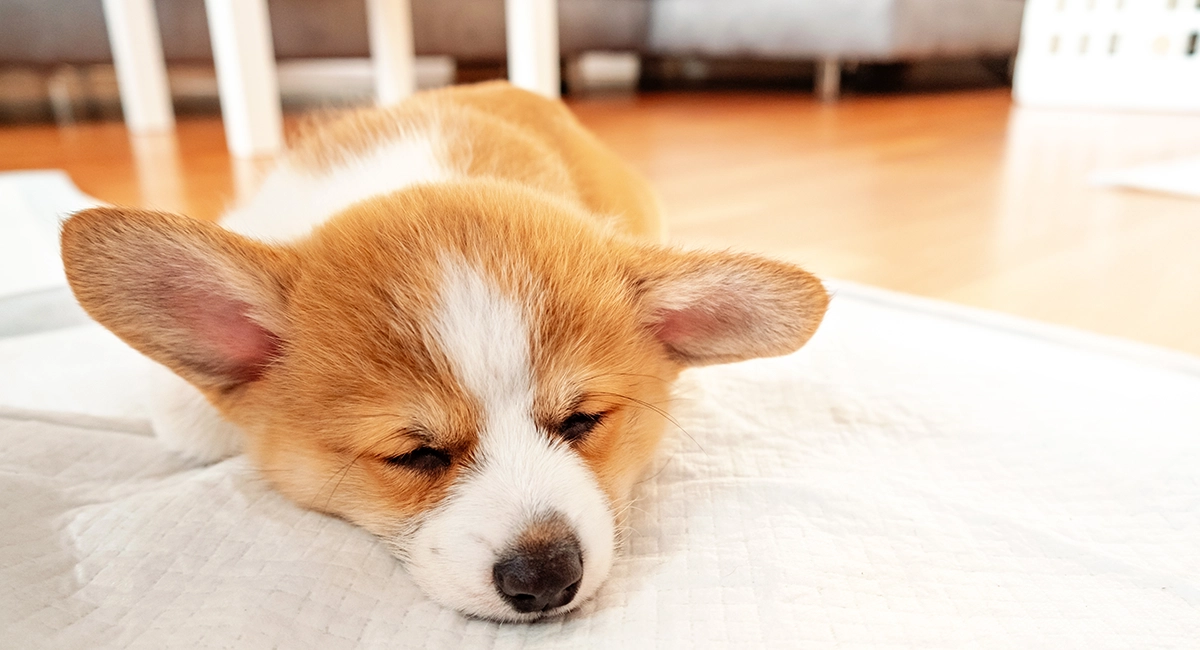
[[146, 362, 243, 464]]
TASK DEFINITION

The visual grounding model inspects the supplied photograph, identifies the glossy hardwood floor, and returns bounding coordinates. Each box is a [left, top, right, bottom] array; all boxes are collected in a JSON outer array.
[[3, 89, 1199, 355]]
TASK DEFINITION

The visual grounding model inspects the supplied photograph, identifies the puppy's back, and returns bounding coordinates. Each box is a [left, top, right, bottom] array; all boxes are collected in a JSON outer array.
[[224, 82, 662, 243]]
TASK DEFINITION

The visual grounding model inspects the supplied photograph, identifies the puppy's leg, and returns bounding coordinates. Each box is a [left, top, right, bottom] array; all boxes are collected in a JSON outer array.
[[146, 362, 243, 463]]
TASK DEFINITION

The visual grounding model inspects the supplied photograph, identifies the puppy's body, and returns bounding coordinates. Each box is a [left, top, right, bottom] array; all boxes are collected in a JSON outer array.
[[225, 82, 663, 243], [61, 82, 828, 621]]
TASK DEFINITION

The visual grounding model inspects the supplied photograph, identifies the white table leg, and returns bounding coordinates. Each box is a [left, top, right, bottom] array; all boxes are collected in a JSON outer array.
[[204, 0, 284, 157], [366, 0, 416, 105], [101, 0, 175, 133], [505, 0, 560, 98]]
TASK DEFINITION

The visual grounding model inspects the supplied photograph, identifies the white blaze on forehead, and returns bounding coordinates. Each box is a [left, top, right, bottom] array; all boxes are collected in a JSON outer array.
[[432, 258, 533, 414], [406, 257, 615, 621]]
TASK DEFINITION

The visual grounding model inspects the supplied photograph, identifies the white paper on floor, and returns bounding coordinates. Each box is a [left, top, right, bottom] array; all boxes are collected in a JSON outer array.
[[1091, 155, 1200, 199]]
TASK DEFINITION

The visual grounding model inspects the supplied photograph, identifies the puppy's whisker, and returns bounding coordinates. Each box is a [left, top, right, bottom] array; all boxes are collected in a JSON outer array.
[[591, 391, 707, 455], [637, 450, 678, 485], [315, 451, 368, 512]]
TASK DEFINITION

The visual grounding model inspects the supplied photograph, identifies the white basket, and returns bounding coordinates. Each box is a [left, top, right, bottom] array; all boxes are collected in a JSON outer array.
[[1014, 0, 1200, 112]]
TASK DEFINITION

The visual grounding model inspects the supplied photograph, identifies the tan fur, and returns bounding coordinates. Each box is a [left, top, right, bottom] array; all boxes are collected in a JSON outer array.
[[61, 82, 829, 607], [240, 181, 684, 532], [290, 81, 663, 240]]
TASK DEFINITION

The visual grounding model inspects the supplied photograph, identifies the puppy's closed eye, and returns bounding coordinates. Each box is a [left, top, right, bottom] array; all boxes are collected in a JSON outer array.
[[557, 412, 603, 443], [384, 447, 452, 473]]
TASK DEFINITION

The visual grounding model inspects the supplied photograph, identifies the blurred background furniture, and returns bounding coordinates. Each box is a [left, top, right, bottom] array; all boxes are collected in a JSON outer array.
[[0, 0, 1025, 139], [0, 0, 644, 72], [101, 0, 175, 134], [646, 0, 1025, 100], [1014, 0, 1200, 112], [99, 0, 551, 157]]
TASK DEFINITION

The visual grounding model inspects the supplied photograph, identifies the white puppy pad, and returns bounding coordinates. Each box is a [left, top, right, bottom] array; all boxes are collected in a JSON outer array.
[[0, 171, 96, 338], [2, 279, 1198, 649], [0, 170, 96, 298]]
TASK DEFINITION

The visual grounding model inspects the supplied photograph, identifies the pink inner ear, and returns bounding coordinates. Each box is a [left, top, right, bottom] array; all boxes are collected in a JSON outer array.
[[171, 288, 280, 385], [651, 302, 740, 356]]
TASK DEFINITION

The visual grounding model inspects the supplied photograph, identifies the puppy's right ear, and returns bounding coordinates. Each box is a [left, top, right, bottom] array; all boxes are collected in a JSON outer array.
[[61, 208, 297, 392]]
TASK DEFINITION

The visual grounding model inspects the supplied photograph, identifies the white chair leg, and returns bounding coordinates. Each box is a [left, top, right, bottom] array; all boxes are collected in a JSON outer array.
[[204, 0, 284, 158], [366, 0, 416, 105], [130, 133, 186, 214], [816, 57, 841, 102], [101, 0, 175, 133], [231, 157, 274, 204], [505, 0, 560, 98]]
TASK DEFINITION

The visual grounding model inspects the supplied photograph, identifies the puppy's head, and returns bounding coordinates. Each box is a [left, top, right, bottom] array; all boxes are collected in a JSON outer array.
[[61, 182, 827, 621]]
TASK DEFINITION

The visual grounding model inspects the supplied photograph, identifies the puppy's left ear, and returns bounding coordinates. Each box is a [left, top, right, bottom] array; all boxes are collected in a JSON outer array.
[[632, 248, 829, 366], [61, 207, 296, 393]]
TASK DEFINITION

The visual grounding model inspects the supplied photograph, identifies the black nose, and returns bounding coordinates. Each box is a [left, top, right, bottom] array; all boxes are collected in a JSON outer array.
[[492, 534, 584, 613]]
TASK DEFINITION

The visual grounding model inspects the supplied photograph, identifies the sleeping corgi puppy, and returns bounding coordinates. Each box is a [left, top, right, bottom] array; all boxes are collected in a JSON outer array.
[[60, 81, 828, 621]]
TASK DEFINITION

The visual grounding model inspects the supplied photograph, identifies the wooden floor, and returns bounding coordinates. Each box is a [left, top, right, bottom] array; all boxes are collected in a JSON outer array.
[[4, 89, 1199, 355]]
